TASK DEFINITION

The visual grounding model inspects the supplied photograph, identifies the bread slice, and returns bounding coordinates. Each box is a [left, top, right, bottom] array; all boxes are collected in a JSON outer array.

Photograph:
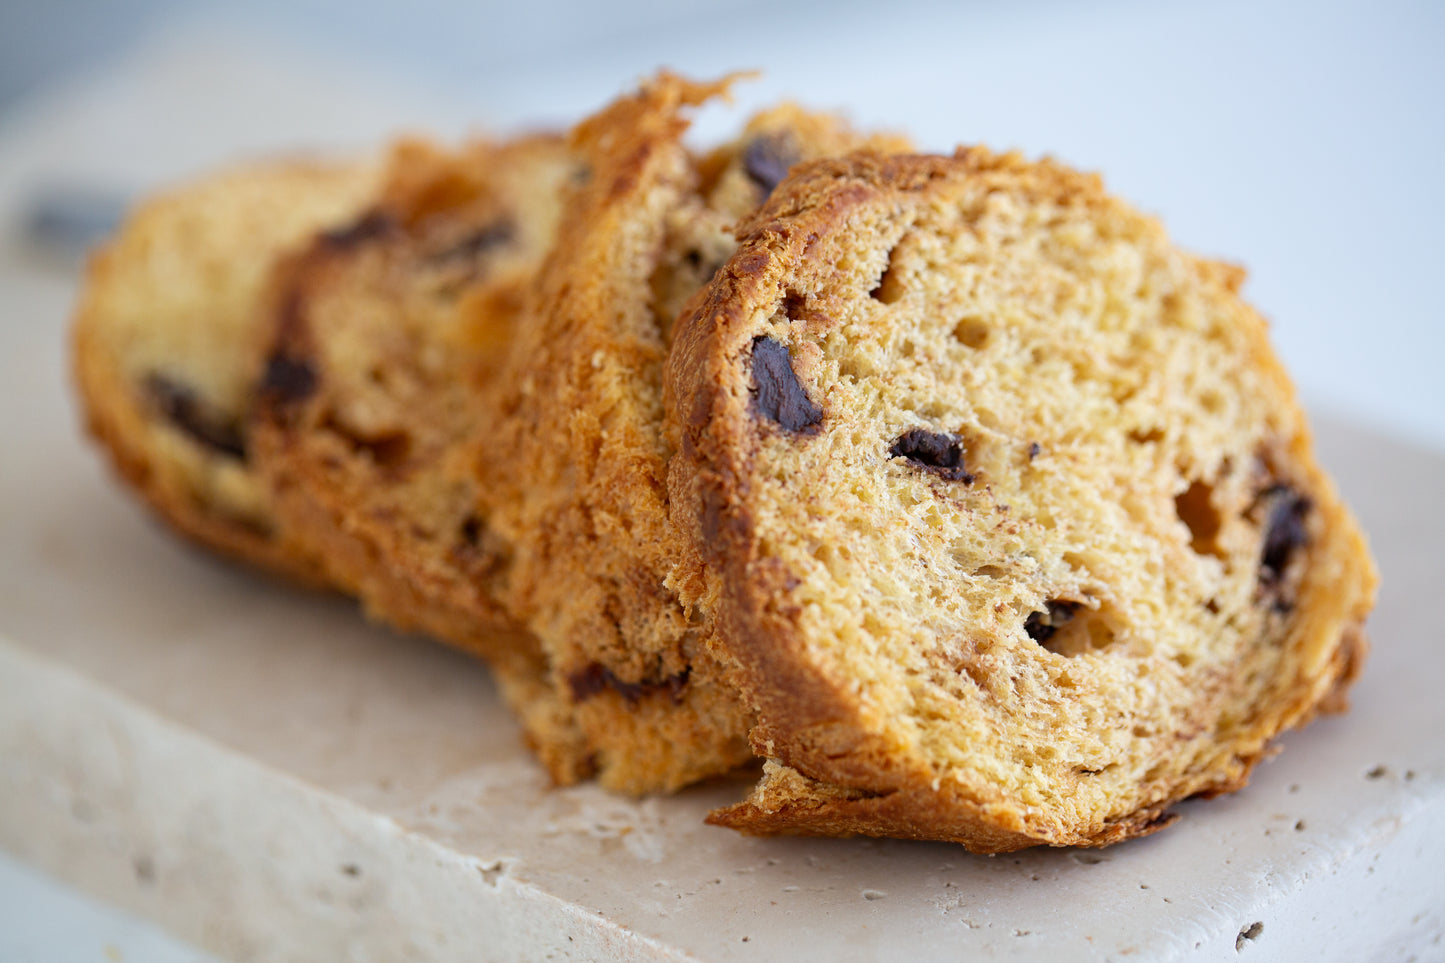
[[476, 74, 914, 793], [667, 149, 1377, 850], [72, 157, 381, 582], [251, 135, 571, 650], [247, 135, 595, 778]]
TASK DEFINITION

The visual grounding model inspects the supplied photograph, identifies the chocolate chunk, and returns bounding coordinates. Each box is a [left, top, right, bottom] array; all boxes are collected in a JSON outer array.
[[742, 134, 799, 197], [749, 336, 823, 432], [567, 663, 609, 701], [143, 374, 246, 460], [1259, 485, 1311, 583], [352, 431, 411, 468], [259, 354, 318, 406], [1025, 600, 1081, 643], [319, 210, 396, 250], [567, 663, 689, 706], [890, 428, 974, 482], [448, 513, 509, 578], [428, 220, 514, 264]]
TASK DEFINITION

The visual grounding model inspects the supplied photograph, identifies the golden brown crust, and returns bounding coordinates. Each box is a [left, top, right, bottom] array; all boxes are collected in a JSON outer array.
[[475, 75, 913, 794], [705, 761, 1180, 851], [474, 74, 754, 793], [71, 158, 383, 583], [73, 336, 321, 581], [667, 149, 1379, 849]]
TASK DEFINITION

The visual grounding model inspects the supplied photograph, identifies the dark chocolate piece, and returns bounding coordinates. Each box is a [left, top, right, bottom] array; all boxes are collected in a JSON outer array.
[[1025, 600, 1081, 644], [742, 134, 799, 197], [566, 663, 690, 706], [1259, 485, 1311, 583], [428, 220, 514, 264], [143, 374, 246, 460], [318, 210, 396, 250], [749, 336, 823, 432], [890, 428, 974, 483], [259, 354, 318, 406]]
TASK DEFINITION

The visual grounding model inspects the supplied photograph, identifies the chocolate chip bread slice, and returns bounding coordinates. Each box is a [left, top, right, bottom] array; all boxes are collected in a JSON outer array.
[[72, 157, 381, 582], [667, 149, 1378, 850], [477, 74, 913, 793], [246, 135, 593, 775], [251, 135, 571, 648]]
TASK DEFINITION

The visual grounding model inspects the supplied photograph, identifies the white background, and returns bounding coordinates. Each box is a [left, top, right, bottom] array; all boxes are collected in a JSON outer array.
[[4, 0, 1441, 450]]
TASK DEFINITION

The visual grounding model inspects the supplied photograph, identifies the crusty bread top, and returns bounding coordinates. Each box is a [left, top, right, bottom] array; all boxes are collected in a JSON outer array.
[[667, 148, 1378, 849]]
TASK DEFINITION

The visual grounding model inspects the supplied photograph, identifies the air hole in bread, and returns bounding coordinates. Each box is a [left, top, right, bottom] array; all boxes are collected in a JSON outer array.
[[1129, 426, 1165, 445], [952, 316, 990, 349], [1025, 600, 1079, 644], [1175, 480, 1225, 560], [321, 410, 413, 469], [1025, 600, 1117, 657], [869, 244, 906, 303]]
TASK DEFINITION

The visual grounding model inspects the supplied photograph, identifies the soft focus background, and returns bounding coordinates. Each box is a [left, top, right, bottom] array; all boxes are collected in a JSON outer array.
[[2, 0, 1441, 450], [0, 0, 1440, 958]]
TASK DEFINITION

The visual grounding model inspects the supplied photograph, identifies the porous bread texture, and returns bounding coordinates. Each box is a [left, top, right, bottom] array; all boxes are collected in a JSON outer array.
[[477, 74, 913, 794], [72, 157, 382, 581], [667, 148, 1378, 850]]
